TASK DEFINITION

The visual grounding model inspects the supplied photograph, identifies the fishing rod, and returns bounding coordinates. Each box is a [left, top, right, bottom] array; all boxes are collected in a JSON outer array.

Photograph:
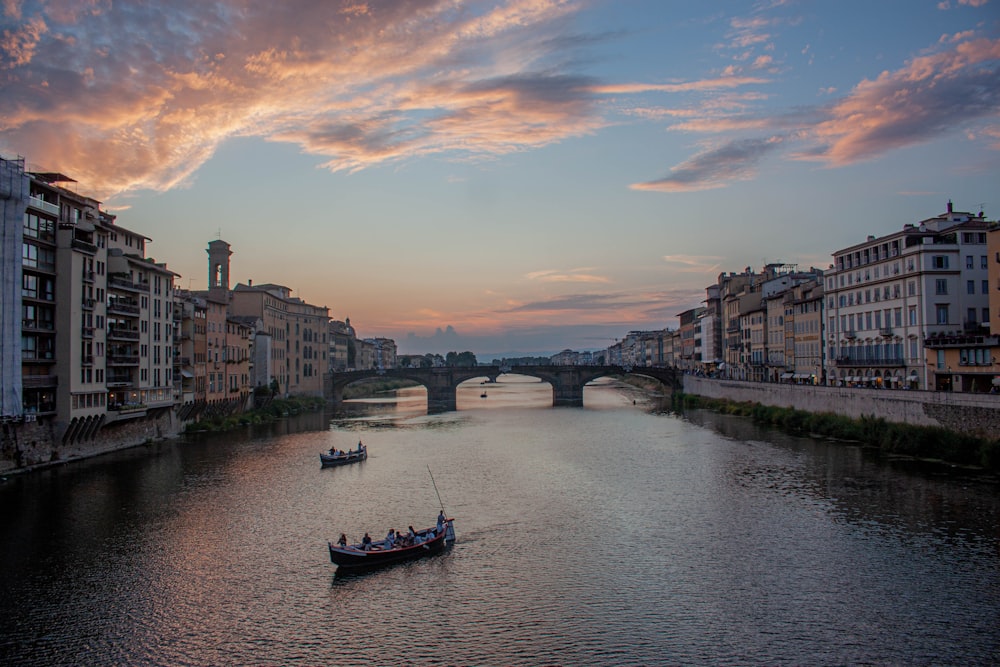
[[427, 465, 446, 515]]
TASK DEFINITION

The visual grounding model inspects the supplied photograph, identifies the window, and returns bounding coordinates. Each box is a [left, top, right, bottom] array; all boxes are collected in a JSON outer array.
[[909, 307, 917, 326], [983, 256, 989, 269], [935, 279, 948, 295], [937, 350, 945, 369], [966, 255, 974, 268], [968, 280, 975, 295], [967, 308, 977, 324], [983, 280, 989, 294], [933, 256, 949, 269], [936, 305, 949, 325]]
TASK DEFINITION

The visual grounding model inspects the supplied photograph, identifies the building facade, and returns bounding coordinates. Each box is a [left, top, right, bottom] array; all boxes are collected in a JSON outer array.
[[825, 203, 992, 389]]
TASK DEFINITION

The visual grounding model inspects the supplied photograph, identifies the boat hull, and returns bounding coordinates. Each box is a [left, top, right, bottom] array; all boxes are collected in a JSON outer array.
[[319, 448, 367, 467], [329, 521, 454, 571]]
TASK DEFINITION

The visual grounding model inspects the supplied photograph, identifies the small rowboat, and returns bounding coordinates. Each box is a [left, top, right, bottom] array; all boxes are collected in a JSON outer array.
[[319, 444, 367, 467], [328, 518, 455, 571]]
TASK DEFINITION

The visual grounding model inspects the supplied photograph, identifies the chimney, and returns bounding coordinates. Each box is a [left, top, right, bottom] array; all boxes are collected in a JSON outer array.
[[947, 199, 953, 213]]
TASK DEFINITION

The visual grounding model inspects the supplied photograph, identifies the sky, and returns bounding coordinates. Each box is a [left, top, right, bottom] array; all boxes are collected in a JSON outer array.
[[2, 0, 999, 359]]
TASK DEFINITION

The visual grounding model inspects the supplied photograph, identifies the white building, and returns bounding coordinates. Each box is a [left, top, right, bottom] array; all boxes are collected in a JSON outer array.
[[825, 202, 992, 389]]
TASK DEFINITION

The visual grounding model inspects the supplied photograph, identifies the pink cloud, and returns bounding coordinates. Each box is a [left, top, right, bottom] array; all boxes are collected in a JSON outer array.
[[809, 37, 1000, 165], [0, 0, 597, 198]]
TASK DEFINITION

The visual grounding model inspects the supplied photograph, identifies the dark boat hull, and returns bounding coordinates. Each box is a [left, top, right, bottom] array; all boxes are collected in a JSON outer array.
[[319, 448, 367, 467], [329, 521, 454, 571]]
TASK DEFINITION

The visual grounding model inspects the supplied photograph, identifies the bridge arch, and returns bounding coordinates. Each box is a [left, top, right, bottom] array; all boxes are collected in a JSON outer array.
[[326, 365, 680, 412]]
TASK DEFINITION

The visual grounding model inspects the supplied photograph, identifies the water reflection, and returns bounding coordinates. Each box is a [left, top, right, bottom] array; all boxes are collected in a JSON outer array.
[[0, 378, 997, 666]]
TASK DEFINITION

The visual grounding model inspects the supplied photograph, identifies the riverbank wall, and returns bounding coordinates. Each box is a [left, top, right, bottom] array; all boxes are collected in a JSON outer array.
[[682, 376, 1000, 439]]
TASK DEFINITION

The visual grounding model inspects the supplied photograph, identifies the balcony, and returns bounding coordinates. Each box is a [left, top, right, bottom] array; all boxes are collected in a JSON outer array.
[[835, 355, 906, 367], [106, 403, 147, 422], [28, 196, 60, 216], [107, 354, 140, 366], [71, 238, 97, 254], [81, 326, 94, 339], [108, 275, 150, 292], [107, 300, 140, 315], [81, 354, 94, 366], [22, 374, 58, 388], [21, 351, 55, 363], [845, 331, 857, 339], [28, 196, 59, 215], [82, 270, 95, 283], [107, 327, 140, 341], [879, 328, 893, 337], [81, 298, 95, 310], [22, 319, 55, 332]]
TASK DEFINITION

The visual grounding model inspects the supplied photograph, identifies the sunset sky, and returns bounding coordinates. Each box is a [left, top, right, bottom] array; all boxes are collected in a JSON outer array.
[[2, 0, 998, 358]]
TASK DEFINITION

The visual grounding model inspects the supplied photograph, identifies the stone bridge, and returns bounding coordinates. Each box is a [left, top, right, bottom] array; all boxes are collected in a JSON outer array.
[[326, 365, 681, 413]]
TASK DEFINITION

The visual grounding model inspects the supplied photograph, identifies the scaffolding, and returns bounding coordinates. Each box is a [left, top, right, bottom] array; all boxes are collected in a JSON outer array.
[[0, 155, 27, 419]]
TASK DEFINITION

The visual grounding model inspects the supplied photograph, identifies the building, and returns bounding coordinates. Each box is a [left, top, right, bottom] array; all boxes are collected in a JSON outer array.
[[1, 161, 180, 448], [921, 220, 1000, 393], [676, 308, 705, 370], [825, 202, 993, 389], [1, 156, 30, 423], [328, 319, 357, 371], [788, 276, 824, 383], [204, 240, 329, 398], [367, 337, 398, 370], [230, 281, 329, 397]]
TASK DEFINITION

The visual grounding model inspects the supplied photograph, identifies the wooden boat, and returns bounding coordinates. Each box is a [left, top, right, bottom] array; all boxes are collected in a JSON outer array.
[[328, 518, 456, 571], [319, 443, 367, 467]]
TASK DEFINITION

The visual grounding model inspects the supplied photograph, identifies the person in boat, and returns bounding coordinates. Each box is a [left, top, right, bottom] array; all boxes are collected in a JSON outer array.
[[357, 440, 363, 452], [361, 533, 372, 551], [407, 526, 416, 543], [336, 533, 347, 548], [385, 528, 396, 548], [437, 511, 446, 531]]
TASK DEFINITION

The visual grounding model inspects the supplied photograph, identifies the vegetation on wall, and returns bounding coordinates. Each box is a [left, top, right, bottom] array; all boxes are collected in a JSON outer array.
[[674, 393, 1000, 472], [185, 395, 327, 433]]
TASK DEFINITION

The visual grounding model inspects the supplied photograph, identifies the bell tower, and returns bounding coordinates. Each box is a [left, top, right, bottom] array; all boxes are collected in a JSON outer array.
[[207, 239, 232, 302]]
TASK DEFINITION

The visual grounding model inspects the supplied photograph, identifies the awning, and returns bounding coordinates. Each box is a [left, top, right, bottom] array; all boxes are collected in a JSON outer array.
[[780, 372, 794, 379], [181, 370, 194, 378]]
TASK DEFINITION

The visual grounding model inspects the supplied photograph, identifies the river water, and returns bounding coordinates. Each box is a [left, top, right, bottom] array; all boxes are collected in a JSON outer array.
[[1, 375, 998, 666]]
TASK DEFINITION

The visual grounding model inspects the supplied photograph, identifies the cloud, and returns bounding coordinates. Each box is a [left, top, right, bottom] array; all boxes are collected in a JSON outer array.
[[630, 136, 784, 192], [525, 268, 609, 283], [805, 37, 1000, 165], [632, 32, 1000, 192], [0, 0, 599, 198], [591, 76, 769, 95], [662, 255, 724, 274]]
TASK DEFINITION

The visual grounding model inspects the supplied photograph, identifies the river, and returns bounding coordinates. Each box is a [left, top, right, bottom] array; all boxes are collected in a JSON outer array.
[[1, 375, 998, 666]]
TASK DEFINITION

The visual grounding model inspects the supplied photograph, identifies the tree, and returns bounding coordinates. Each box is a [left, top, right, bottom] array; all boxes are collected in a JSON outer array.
[[445, 351, 478, 367]]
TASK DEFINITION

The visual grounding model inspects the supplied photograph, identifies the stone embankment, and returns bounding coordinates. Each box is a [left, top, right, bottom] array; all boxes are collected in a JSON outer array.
[[682, 376, 1000, 439]]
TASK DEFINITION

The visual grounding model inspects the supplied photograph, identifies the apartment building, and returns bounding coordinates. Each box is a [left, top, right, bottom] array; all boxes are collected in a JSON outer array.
[[676, 308, 705, 370], [825, 202, 992, 389], [329, 319, 357, 371], [922, 223, 1000, 392], [367, 337, 398, 370], [788, 277, 824, 383], [0, 161, 179, 444], [230, 280, 328, 397], [765, 291, 786, 380]]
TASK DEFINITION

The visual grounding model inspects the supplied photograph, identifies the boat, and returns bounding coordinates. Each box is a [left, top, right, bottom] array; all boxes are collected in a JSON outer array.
[[319, 443, 367, 467], [328, 517, 456, 571], [480, 391, 487, 398]]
